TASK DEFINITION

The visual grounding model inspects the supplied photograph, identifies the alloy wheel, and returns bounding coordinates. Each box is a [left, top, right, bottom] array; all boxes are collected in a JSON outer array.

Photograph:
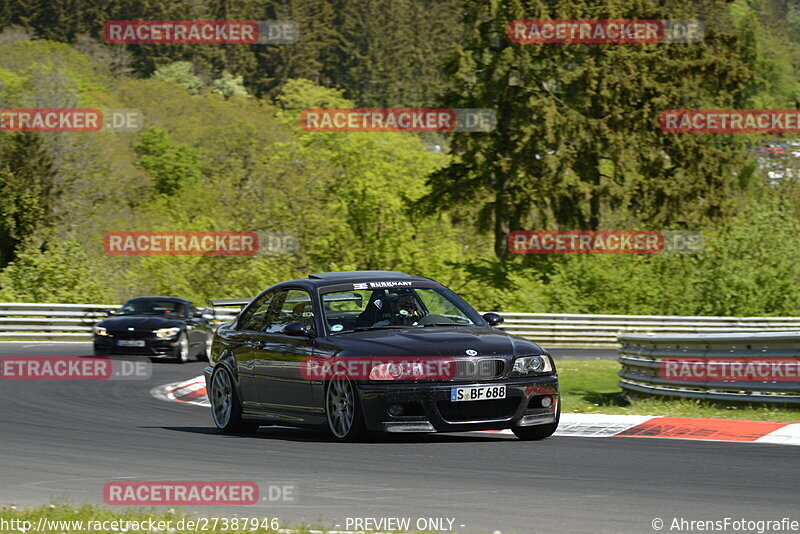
[[211, 368, 233, 428], [326, 377, 355, 438]]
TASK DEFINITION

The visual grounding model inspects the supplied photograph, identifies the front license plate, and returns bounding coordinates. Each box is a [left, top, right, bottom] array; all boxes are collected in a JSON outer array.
[[117, 339, 145, 347], [450, 385, 506, 402]]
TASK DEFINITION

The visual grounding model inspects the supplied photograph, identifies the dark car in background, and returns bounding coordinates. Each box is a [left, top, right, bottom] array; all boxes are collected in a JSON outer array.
[[93, 296, 212, 363], [205, 271, 560, 441]]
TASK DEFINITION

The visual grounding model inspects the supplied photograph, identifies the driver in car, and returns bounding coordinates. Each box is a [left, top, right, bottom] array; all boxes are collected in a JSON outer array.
[[372, 291, 423, 326]]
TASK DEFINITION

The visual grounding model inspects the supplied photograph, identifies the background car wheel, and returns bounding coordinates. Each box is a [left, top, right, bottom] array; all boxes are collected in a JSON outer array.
[[210, 366, 258, 433], [512, 404, 560, 441], [325, 375, 366, 442], [173, 332, 189, 363]]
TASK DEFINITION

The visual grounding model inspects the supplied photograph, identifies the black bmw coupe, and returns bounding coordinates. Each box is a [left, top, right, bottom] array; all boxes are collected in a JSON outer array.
[[93, 296, 213, 362], [205, 271, 559, 441]]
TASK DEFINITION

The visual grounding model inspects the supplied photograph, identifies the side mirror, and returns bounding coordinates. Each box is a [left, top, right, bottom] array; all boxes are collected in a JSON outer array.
[[483, 312, 504, 327], [283, 321, 315, 338]]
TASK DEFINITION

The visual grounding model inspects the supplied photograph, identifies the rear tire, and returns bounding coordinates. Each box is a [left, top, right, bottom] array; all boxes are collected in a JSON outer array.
[[512, 404, 560, 441], [209, 366, 259, 433], [325, 375, 366, 442]]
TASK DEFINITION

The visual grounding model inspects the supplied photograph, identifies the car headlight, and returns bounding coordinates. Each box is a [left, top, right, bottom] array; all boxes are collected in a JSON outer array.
[[513, 355, 553, 375], [154, 327, 181, 338], [93, 326, 108, 336], [369, 362, 426, 381]]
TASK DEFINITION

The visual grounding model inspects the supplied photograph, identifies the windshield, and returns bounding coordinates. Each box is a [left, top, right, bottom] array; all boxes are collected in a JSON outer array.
[[321, 286, 481, 333], [117, 299, 186, 317]]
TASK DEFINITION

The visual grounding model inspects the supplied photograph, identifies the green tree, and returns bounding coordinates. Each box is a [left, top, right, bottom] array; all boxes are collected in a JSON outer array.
[[424, 0, 759, 259], [151, 61, 203, 94], [330, 0, 463, 107], [0, 166, 43, 267], [211, 70, 249, 98], [270, 79, 464, 278], [0, 133, 56, 265], [133, 126, 203, 195], [252, 0, 340, 98]]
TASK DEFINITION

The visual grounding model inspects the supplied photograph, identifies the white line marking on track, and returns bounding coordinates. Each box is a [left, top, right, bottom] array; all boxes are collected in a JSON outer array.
[[755, 423, 800, 446]]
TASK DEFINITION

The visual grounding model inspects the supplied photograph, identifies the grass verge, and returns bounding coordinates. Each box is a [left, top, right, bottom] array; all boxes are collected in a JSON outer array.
[[557, 359, 800, 422]]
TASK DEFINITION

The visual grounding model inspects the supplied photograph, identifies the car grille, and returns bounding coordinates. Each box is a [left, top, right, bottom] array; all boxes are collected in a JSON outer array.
[[437, 397, 520, 422], [451, 358, 506, 380], [107, 330, 147, 339]]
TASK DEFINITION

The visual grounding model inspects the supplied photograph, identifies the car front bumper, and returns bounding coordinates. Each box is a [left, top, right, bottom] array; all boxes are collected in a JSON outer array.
[[93, 335, 182, 357], [357, 375, 559, 433]]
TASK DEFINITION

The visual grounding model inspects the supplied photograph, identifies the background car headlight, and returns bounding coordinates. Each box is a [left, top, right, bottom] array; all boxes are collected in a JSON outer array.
[[513, 355, 553, 375], [93, 326, 108, 336], [154, 327, 181, 338]]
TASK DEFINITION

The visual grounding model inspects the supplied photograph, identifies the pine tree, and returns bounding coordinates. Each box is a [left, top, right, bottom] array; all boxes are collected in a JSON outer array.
[[250, 0, 339, 98], [329, 0, 463, 107], [424, 0, 759, 258], [0, 134, 52, 266]]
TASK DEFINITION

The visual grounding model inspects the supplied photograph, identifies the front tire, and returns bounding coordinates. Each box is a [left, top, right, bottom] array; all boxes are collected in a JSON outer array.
[[174, 332, 190, 363], [198, 335, 212, 361], [325, 375, 366, 442], [209, 366, 258, 433]]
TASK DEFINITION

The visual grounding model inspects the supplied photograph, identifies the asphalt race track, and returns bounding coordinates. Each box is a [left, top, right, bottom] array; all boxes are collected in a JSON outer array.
[[1, 343, 798, 533]]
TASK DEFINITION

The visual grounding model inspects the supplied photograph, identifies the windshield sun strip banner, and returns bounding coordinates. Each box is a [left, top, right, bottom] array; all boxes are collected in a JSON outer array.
[[318, 281, 441, 294]]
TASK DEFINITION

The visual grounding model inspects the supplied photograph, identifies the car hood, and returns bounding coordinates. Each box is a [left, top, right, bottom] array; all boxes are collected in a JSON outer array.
[[331, 326, 544, 358], [96, 315, 184, 330]]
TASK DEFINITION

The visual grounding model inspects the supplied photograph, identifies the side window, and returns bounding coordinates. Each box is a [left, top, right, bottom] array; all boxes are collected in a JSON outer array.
[[237, 291, 276, 331], [417, 290, 457, 316], [264, 289, 313, 334]]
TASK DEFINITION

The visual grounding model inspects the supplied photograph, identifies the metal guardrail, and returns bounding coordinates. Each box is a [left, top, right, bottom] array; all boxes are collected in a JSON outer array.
[[494, 312, 800, 347], [618, 332, 800, 405], [0, 303, 243, 341], [0, 303, 118, 340], [2, 303, 800, 348]]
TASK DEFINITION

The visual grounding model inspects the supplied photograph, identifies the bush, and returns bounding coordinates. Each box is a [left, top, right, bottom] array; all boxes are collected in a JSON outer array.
[[0, 239, 113, 303]]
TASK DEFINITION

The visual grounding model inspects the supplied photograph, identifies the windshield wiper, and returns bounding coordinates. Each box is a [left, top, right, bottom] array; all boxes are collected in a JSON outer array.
[[349, 325, 413, 332], [421, 322, 468, 327]]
